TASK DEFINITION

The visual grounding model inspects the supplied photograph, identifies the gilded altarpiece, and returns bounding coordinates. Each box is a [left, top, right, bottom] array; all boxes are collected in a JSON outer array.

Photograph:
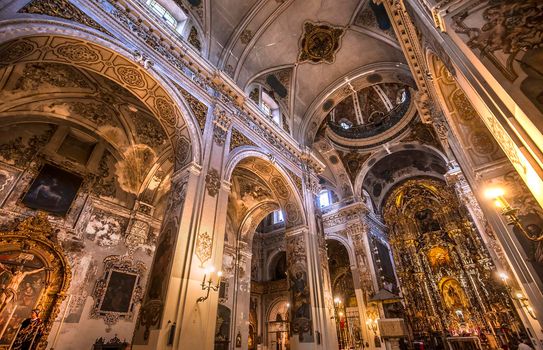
[[0, 213, 71, 349], [383, 179, 522, 347]]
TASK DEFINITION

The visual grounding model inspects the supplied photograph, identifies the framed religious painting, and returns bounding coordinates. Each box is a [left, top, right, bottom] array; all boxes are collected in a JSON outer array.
[[91, 256, 146, 328], [0, 213, 71, 350], [21, 164, 83, 216]]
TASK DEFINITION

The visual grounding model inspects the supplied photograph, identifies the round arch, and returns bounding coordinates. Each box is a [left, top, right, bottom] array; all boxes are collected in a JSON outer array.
[[225, 147, 306, 228], [0, 22, 202, 167], [353, 142, 449, 199], [325, 234, 357, 270]]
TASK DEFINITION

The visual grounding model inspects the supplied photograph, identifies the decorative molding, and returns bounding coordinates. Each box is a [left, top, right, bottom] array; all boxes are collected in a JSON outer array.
[[19, 0, 113, 36], [212, 107, 232, 146]]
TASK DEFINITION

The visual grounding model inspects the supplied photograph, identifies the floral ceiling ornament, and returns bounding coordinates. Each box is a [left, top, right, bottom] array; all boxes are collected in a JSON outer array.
[[205, 168, 221, 197], [298, 22, 345, 64]]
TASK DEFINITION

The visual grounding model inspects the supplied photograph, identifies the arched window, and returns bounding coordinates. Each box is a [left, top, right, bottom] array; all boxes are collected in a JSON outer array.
[[247, 84, 282, 127], [318, 190, 331, 208], [147, 0, 177, 27], [146, 0, 189, 34], [261, 90, 281, 127]]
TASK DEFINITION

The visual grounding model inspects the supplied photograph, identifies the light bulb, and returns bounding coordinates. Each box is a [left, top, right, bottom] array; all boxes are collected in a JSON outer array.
[[485, 187, 505, 200], [498, 272, 508, 281]]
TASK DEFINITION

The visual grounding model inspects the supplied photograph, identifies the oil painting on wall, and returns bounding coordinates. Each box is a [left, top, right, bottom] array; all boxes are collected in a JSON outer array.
[[21, 164, 82, 216]]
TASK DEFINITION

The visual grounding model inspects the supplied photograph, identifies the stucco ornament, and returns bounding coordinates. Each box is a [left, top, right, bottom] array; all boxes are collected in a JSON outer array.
[[298, 22, 345, 64]]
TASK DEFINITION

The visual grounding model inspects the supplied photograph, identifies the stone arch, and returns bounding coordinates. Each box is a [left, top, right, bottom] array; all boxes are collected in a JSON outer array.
[[325, 234, 357, 269], [354, 142, 448, 199], [237, 201, 280, 244], [0, 60, 176, 203], [0, 25, 202, 167], [266, 296, 290, 321], [225, 149, 306, 228]]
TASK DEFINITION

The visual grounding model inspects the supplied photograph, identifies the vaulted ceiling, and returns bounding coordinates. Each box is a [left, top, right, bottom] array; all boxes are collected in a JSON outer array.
[[203, 0, 408, 142]]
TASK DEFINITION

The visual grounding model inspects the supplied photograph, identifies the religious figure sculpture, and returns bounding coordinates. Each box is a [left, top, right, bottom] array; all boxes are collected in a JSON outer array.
[[11, 309, 44, 350], [0, 262, 46, 314]]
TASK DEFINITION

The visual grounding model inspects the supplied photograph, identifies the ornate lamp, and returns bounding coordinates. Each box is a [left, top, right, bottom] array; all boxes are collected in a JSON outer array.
[[197, 266, 222, 303], [485, 188, 543, 242]]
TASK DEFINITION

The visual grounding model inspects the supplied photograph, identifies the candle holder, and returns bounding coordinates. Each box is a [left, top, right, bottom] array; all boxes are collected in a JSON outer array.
[[514, 292, 538, 320], [485, 188, 543, 242], [197, 266, 222, 303]]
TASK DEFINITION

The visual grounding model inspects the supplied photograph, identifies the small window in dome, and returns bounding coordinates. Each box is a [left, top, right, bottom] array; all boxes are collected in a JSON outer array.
[[318, 190, 331, 208], [273, 210, 284, 224], [148, 0, 177, 28], [339, 119, 352, 130]]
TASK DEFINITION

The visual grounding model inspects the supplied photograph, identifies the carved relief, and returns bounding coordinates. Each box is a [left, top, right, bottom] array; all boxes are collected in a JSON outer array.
[[453, 1, 543, 81], [84, 209, 129, 247], [195, 231, 213, 265], [0, 124, 56, 168], [205, 168, 221, 197], [0, 40, 35, 64], [15, 62, 91, 90], [188, 26, 202, 52], [19, 0, 112, 35], [175, 83, 208, 132], [229, 128, 257, 151], [240, 29, 254, 45], [56, 43, 101, 63]]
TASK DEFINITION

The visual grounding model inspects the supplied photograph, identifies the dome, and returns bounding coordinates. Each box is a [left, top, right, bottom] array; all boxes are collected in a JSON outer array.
[[325, 83, 411, 140]]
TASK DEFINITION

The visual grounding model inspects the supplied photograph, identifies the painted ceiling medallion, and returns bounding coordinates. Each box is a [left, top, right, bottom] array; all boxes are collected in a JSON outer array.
[[298, 22, 345, 64]]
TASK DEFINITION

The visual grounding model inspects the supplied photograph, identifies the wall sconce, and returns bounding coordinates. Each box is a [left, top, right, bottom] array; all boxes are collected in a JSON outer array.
[[485, 188, 543, 242], [514, 292, 538, 320], [197, 266, 222, 303]]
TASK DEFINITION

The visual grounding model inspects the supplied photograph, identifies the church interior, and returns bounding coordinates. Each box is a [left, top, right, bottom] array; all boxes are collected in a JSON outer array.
[[0, 0, 541, 349]]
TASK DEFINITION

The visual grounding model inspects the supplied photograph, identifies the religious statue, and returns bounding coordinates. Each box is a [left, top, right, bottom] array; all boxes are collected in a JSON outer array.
[[0, 262, 46, 314], [443, 283, 464, 309], [11, 309, 44, 350]]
